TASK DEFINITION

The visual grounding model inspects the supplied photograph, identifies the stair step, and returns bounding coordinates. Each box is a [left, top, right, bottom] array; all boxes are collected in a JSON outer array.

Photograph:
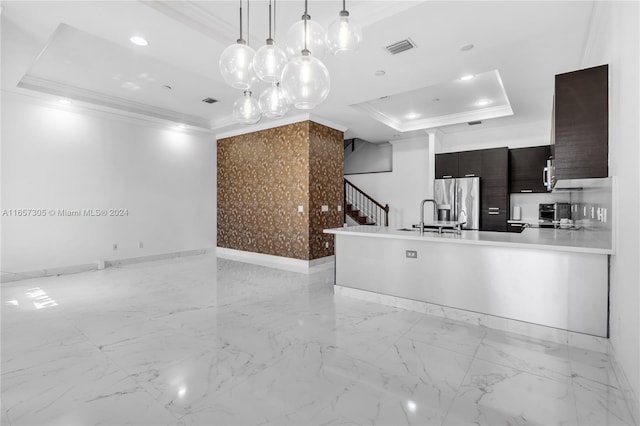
[[345, 203, 376, 226]]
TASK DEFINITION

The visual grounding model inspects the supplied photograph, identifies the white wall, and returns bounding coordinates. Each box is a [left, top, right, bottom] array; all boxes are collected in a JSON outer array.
[[583, 1, 640, 417], [344, 140, 393, 175], [347, 136, 431, 228], [1, 93, 217, 277], [436, 119, 551, 153]]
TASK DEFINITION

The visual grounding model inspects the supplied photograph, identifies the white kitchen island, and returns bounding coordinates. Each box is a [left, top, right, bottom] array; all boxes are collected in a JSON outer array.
[[324, 225, 612, 337]]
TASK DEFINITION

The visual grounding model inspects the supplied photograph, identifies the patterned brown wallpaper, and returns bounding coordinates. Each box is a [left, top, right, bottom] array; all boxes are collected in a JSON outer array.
[[309, 121, 344, 258], [217, 121, 343, 261]]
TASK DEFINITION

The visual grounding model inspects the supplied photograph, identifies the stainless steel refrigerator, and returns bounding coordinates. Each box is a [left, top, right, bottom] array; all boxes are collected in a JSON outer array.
[[434, 177, 480, 230]]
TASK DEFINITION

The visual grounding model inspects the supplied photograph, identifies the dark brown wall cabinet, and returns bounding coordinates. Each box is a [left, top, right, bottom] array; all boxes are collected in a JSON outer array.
[[434, 152, 458, 178], [458, 150, 482, 177], [435, 147, 509, 232], [553, 64, 608, 180], [509, 145, 551, 193]]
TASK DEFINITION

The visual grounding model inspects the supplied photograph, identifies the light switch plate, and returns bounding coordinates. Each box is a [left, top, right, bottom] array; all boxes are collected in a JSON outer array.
[[337, 205, 342, 212], [406, 250, 417, 259], [297, 205, 304, 213], [321, 205, 329, 212]]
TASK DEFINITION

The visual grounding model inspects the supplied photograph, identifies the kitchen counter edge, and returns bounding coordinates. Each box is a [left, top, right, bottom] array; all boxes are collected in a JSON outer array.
[[324, 226, 613, 255]]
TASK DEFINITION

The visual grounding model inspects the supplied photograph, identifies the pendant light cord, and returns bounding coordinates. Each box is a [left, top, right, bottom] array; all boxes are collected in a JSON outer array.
[[238, 0, 243, 41], [303, 0, 308, 52], [247, 0, 250, 45], [273, 0, 277, 41], [268, 0, 272, 40]]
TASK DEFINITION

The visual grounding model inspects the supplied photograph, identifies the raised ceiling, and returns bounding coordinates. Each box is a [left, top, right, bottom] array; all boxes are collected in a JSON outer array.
[[351, 70, 513, 132], [1, 1, 595, 142]]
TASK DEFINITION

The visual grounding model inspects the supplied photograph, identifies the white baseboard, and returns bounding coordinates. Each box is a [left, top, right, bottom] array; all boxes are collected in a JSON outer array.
[[1, 263, 99, 283], [1, 248, 214, 284], [216, 247, 334, 274], [104, 248, 211, 268]]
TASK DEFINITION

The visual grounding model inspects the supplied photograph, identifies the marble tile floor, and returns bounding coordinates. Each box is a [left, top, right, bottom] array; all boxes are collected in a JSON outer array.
[[1, 254, 636, 426]]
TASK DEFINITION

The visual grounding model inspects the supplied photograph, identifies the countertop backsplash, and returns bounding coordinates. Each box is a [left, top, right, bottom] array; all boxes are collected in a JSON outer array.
[[509, 192, 571, 222], [509, 178, 613, 248]]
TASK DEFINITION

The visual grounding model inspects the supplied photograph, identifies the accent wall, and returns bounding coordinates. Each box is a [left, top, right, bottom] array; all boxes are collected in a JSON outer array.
[[217, 120, 343, 261]]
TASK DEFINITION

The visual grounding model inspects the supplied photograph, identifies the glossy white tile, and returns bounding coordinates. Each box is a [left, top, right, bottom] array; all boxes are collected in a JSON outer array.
[[1, 254, 635, 425]]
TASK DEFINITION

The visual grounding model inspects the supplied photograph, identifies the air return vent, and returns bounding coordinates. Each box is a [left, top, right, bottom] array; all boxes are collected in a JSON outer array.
[[202, 97, 218, 104], [385, 38, 416, 55]]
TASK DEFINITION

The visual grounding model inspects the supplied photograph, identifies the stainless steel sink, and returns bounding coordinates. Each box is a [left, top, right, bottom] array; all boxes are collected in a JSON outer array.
[[397, 227, 440, 233]]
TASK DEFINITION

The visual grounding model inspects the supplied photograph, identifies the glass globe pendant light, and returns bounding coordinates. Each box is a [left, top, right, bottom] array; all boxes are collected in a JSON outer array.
[[219, 0, 257, 90], [281, 1, 330, 110], [326, 0, 362, 55], [253, 0, 288, 83], [285, 2, 327, 59], [233, 91, 261, 124], [259, 82, 289, 118]]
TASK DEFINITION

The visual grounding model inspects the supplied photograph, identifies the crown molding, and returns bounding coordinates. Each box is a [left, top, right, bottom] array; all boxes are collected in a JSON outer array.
[[140, 0, 235, 44], [214, 112, 348, 140], [351, 102, 514, 133], [4, 88, 215, 136], [17, 74, 211, 129]]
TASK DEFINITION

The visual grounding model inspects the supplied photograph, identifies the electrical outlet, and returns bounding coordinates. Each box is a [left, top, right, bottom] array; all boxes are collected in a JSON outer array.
[[321, 205, 329, 212], [113, 243, 118, 251], [337, 205, 342, 212], [324, 242, 329, 248], [297, 205, 304, 213], [406, 250, 417, 259]]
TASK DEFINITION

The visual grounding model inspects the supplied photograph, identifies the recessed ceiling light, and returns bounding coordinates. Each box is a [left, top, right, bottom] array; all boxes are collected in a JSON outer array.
[[374, 70, 386, 77], [379, 95, 390, 100], [460, 74, 475, 81], [130, 36, 149, 46], [176, 124, 186, 129], [405, 112, 420, 119], [58, 99, 71, 105], [460, 43, 474, 52], [475, 99, 491, 107]]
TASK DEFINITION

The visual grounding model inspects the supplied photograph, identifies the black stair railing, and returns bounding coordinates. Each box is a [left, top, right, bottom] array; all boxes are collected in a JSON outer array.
[[344, 178, 389, 226]]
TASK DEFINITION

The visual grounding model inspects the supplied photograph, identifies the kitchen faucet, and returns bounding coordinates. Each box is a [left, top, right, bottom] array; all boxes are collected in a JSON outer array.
[[419, 199, 437, 236]]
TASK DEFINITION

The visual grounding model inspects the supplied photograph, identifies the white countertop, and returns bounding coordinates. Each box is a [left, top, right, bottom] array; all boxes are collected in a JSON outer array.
[[324, 225, 612, 255]]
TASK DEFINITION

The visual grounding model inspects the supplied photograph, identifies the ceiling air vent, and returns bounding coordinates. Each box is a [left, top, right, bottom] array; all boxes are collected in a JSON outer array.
[[468, 120, 483, 126], [202, 97, 218, 104], [385, 38, 416, 55]]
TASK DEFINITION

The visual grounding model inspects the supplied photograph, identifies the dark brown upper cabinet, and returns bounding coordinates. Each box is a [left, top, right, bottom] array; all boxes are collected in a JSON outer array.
[[434, 152, 458, 178], [553, 64, 608, 180], [509, 145, 551, 193], [458, 150, 482, 178]]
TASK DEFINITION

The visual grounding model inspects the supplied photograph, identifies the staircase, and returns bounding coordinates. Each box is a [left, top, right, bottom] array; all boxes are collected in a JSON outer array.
[[344, 178, 389, 226]]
